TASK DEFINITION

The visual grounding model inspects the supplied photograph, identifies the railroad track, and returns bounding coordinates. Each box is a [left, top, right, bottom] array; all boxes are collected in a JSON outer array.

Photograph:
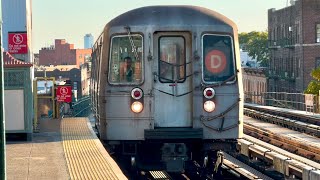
[[244, 123, 320, 163], [244, 108, 320, 137], [244, 103, 320, 126], [243, 105, 320, 162], [241, 104, 320, 179], [117, 151, 272, 180], [143, 153, 272, 180], [237, 136, 320, 180]]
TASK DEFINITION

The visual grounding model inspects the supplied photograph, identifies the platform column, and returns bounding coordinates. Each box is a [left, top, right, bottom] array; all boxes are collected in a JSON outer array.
[[0, 3, 7, 178]]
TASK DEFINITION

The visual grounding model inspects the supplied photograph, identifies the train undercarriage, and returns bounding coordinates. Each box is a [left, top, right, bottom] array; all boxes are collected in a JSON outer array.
[[105, 138, 237, 179]]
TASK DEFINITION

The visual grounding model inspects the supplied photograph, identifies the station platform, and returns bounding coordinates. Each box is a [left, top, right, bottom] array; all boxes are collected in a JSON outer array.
[[6, 117, 127, 180]]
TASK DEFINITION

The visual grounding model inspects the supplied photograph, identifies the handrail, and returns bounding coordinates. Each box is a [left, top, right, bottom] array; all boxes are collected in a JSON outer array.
[[70, 96, 91, 117]]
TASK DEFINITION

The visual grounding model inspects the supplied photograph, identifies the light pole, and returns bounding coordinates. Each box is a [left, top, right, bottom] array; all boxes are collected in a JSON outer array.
[[0, 1, 6, 178]]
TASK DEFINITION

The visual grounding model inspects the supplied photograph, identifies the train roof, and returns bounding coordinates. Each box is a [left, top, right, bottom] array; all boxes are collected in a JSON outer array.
[[106, 5, 237, 30]]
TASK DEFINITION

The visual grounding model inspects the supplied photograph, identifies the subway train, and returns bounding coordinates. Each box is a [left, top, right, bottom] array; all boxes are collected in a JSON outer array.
[[90, 5, 243, 173]]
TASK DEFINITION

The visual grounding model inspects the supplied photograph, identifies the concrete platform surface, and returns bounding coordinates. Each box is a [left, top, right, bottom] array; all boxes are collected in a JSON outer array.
[[6, 117, 127, 180], [6, 119, 69, 180]]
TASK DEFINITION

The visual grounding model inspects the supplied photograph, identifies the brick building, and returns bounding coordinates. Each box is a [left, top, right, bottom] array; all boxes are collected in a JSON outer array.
[[242, 67, 267, 104], [39, 39, 92, 68], [268, 0, 320, 93]]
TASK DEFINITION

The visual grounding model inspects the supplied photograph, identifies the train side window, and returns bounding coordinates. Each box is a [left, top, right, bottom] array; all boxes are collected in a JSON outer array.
[[109, 34, 143, 84], [202, 34, 235, 83], [159, 36, 186, 83]]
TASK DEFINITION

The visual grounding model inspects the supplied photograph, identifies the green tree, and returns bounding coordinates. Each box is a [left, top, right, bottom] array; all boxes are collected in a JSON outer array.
[[305, 67, 320, 95], [239, 31, 269, 67]]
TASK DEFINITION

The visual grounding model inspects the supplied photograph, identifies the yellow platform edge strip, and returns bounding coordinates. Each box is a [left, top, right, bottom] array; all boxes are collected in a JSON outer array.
[[61, 117, 128, 180]]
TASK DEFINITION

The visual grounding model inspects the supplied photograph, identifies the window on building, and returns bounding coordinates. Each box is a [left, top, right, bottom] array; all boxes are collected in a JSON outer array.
[[290, 57, 294, 77], [73, 82, 77, 90], [108, 34, 143, 84], [317, 24, 320, 43], [316, 57, 320, 68], [294, 25, 297, 44], [297, 58, 300, 77]]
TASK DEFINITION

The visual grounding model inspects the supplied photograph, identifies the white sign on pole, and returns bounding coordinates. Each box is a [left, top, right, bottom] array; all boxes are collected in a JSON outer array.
[[305, 94, 314, 106]]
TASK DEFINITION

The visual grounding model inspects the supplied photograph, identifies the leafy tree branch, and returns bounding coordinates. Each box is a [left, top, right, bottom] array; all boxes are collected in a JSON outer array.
[[239, 31, 269, 67]]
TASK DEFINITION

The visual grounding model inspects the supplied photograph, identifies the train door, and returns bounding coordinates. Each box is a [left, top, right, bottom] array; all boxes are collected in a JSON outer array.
[[153, 32, 192, 127]]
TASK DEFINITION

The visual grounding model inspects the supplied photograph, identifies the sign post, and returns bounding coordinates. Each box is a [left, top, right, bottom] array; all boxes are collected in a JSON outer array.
[[56, 86, 72, 103], [56, 86, 72, 117], [8, 32, 28, 54], [305, 94, 314, 113]]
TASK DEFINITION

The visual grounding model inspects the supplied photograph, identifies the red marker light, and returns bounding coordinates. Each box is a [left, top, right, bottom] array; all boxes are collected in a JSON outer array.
[[206, 90, 213, 97], [131, 88, 143, 100], [134, 91, 141, 98], [203, 88, 215, 99]]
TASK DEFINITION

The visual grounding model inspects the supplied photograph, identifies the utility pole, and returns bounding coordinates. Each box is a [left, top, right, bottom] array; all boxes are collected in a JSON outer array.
[[0, 0, 6, 179]]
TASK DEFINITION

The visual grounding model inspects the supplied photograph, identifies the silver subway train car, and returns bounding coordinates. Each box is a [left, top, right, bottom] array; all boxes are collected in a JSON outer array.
[[91, 5, 243, 172]]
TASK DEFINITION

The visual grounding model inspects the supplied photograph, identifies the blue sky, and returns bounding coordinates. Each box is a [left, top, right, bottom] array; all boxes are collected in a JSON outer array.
[[32, 0, 287, 52]]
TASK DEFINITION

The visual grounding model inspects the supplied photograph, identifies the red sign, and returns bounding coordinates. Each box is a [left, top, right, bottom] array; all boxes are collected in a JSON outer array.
[[8, 32, 28, 54], [205, 50, 227, 74], [56, 86, 72, 103]]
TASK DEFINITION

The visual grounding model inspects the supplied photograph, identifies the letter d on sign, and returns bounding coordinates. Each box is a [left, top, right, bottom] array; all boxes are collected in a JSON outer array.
[[205, 50, 227, 74], [210, 55, 222, 69]]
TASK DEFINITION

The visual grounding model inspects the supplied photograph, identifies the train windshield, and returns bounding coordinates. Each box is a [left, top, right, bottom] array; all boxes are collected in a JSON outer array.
[[159, 36, 186, 83], [109, 34, 143, 84], [202, 34, 235, 83]]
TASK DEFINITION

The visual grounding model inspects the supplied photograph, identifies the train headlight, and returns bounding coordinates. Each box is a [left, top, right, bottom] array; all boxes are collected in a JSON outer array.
[[203, 100, 215, 112], [131, 101, 143, 113], [131, 88, 143, 100], [203, 88, 215, 99]]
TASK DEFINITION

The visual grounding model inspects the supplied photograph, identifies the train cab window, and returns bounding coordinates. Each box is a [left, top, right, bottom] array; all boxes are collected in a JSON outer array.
[[159, 36, 186, 83], [202, 34, 235, 83], [109, 34, 143, 84]]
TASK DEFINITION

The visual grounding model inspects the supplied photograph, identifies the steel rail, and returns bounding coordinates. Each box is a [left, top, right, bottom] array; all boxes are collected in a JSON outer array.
[[244, 103, 320, 126], [244, 108, 320, 137], [238, 137, 320, 179], [244, 123, 320, 162], [222, 152, 271, 180]]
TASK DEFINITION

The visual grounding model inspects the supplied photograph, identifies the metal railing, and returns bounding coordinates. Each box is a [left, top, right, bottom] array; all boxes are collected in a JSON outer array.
[[59, 103, 66, 118], [244, 91, 318, 112], [71, 96, 91, 117]]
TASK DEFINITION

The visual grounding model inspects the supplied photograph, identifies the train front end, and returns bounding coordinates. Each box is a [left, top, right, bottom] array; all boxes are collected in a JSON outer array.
[[95, 6, 243, 173]]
